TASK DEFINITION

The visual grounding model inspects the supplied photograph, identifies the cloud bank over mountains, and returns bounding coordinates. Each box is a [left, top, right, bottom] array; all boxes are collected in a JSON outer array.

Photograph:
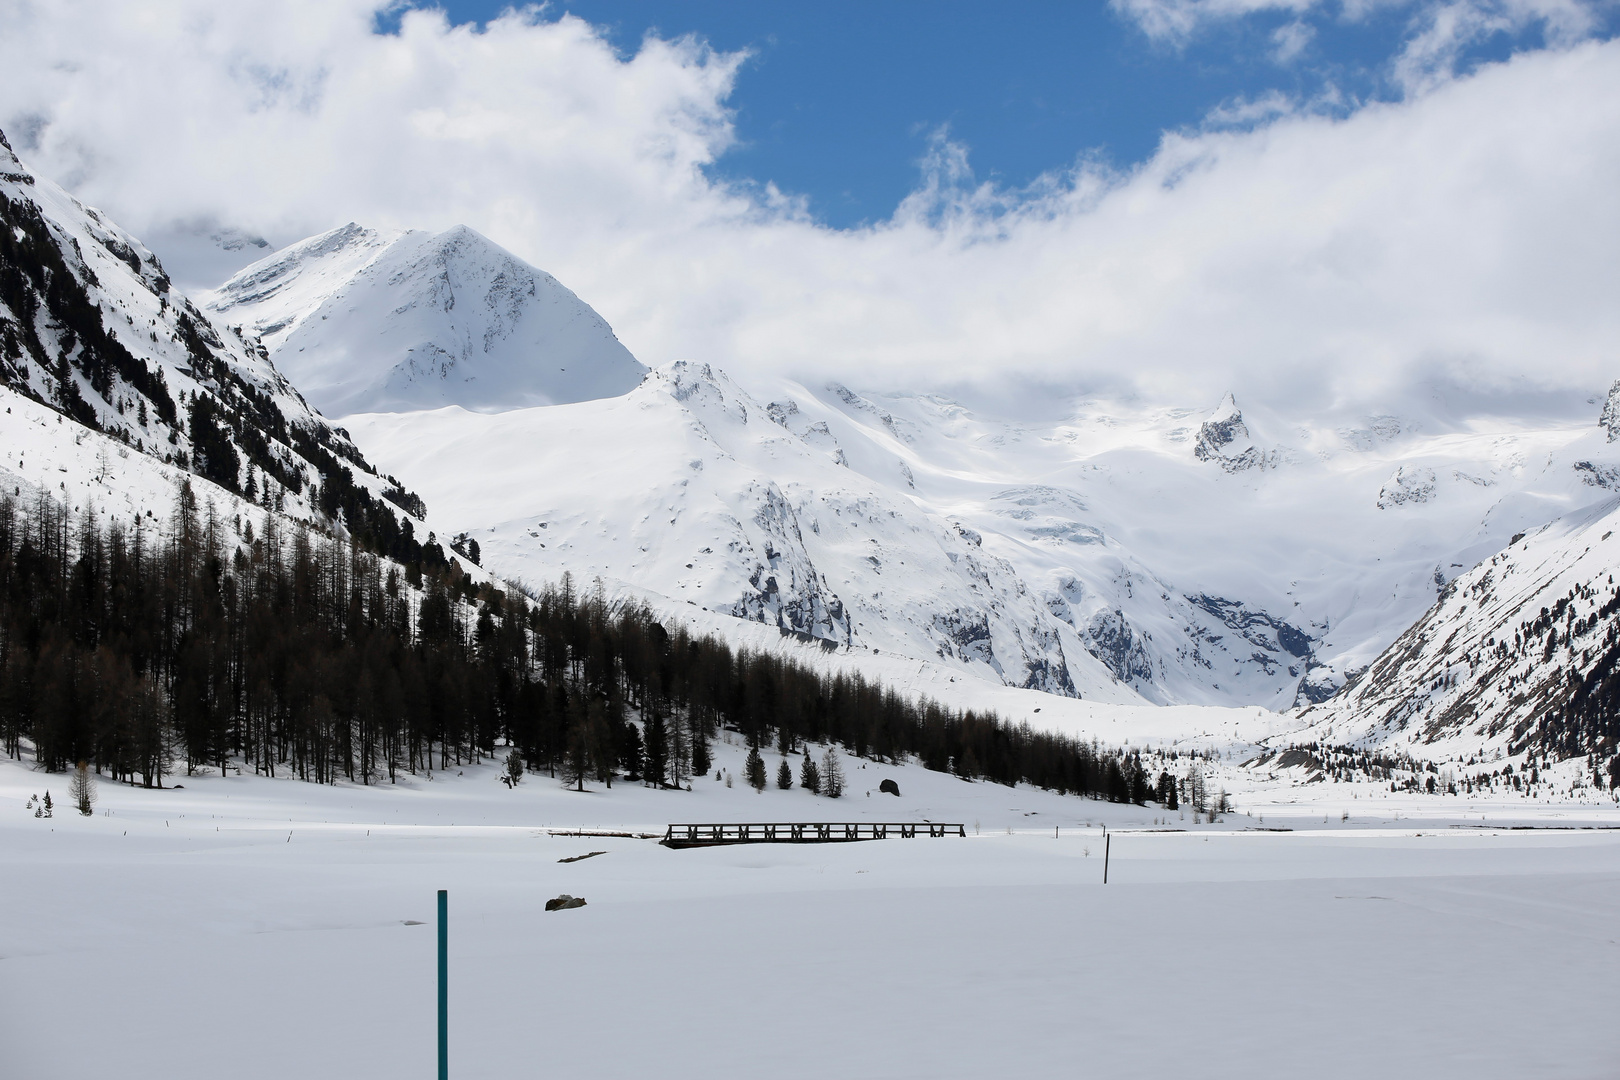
[[2, 0, 1617, 417]]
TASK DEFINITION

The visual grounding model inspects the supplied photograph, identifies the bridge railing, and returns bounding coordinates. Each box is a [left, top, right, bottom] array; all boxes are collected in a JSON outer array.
[[662, 822, 966, 847]]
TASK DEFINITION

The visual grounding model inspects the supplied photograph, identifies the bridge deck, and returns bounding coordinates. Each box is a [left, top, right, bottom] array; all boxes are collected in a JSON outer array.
[[662, 822, 966, 847]]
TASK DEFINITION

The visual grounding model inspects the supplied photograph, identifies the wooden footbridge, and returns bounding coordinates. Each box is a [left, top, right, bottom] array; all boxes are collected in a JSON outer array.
[[662, 822, 966, 848]]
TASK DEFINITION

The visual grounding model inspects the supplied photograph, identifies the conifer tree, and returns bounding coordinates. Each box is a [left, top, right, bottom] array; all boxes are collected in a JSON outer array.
[[800, 749, 820, 795], [643, 712, 669, 787], [590, 698, 616, 789], [690, 716, 711, 778], [617, 720, 644, 780], [776, 758, 792, 790], [502, 748, 524, 788], [745, 746, 767, 791], [564, 699, 591, 792], [1156, 770, 1178, 809]]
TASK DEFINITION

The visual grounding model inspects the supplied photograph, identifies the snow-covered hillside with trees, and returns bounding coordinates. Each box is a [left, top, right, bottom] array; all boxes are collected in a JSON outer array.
[[161, 195, 1620, 718], [0, 128, 441, 567], [11, 111, 1620, 791], [1292, 456, 1620, 788], [346, 362, 1140, 705]]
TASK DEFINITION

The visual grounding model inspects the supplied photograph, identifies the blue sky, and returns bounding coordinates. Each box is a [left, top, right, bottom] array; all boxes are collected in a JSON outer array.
[[414, 1, 1610, 228]]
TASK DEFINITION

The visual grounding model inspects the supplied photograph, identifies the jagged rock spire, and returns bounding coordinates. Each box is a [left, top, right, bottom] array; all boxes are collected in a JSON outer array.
[[1194, 392, 1264, 471]]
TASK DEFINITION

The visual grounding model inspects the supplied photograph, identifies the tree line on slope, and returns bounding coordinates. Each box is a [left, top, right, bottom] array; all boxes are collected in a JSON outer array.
[[2, 179, 438, 583], [1513, 585, 1620, 789], [0, 482, 1158, 803], [1439, 575, 1620, 791]]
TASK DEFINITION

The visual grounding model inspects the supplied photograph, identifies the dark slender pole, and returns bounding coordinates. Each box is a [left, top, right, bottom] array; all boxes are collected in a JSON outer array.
[[438, 889, 448, 1080], [1103, 834, 1111, 884]]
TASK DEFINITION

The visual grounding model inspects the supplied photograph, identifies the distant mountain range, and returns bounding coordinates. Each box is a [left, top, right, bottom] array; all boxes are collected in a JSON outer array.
[[239, 216, 1619, 713], [6, 123, 1620, 785]]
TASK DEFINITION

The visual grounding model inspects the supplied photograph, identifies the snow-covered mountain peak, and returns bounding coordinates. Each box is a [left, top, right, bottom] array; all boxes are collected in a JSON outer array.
[[205, 222, 398, 331], [657, 360, 749, 421], [1193, 392, 1265, 471], [203, 223, 646, 416]]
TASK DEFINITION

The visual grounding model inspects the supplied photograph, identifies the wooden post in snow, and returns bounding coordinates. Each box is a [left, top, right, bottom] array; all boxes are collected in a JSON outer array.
[[438, 889, 448, 1080]]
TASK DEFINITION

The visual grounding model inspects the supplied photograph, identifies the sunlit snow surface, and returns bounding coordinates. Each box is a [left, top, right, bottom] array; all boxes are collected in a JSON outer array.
[[202, 222, 647, 415], [199, 213, 1620, 713], [4, 741, 1616, 1080], [344, 361, 1620, 711]]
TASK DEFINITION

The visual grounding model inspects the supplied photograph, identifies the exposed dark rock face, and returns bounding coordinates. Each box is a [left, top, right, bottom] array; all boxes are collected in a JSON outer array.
[[1084, 608, 1156, 685], [1192, 393, 1266, 473], [1377, 466, 1437, 508], [1600, 379, 1620, 442], [546, 895, 587, 911]]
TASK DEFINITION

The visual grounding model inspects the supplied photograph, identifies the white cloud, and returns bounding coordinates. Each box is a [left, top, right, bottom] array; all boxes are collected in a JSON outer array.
[[1202, 88, 1302, 126], [1271, 18, 1317, 61], [2, 0, 1619, 421], [1115, 0, 1607, 79], [1110, 0, 1321, 45], [1391, 0, 1605, 92]]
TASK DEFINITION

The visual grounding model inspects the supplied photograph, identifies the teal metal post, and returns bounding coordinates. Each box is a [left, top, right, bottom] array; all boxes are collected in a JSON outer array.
[[437, 889, 448, 1079]]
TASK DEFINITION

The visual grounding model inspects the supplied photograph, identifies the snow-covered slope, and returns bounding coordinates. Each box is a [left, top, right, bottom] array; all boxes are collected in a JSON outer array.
[[0, 128, 422, 532], [202, 223, 646, 415], [1292, 472, 1620, 771], [346, 368, 1350, 708], [347, 361, 1141, 703], [342, 350, 1620, 712], [796, 383, 1620, 710], [195, 216, 1620, 715]]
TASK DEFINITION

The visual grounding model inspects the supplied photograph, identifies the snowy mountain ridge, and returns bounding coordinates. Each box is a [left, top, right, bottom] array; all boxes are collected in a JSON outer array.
[[0, 128, 424, 540], [346, 360, 1142, 704], [330, 270, 1620, 717], [202, 222, 646, 416], [1292, 484, 1620, 773], [14, 129, 1620, 737]]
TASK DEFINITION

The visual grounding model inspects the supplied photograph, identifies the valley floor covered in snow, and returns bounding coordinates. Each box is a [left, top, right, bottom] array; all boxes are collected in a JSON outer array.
[[5, 735, 1616, 1080]]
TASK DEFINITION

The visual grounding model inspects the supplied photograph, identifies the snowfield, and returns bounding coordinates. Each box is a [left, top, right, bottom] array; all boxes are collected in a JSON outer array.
[[4, 736, 1616, 1080]]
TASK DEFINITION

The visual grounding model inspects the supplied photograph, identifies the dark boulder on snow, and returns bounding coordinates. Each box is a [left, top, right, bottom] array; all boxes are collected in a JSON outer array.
[[879, 778, 900, 796], [545, 894, 587, 911]]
